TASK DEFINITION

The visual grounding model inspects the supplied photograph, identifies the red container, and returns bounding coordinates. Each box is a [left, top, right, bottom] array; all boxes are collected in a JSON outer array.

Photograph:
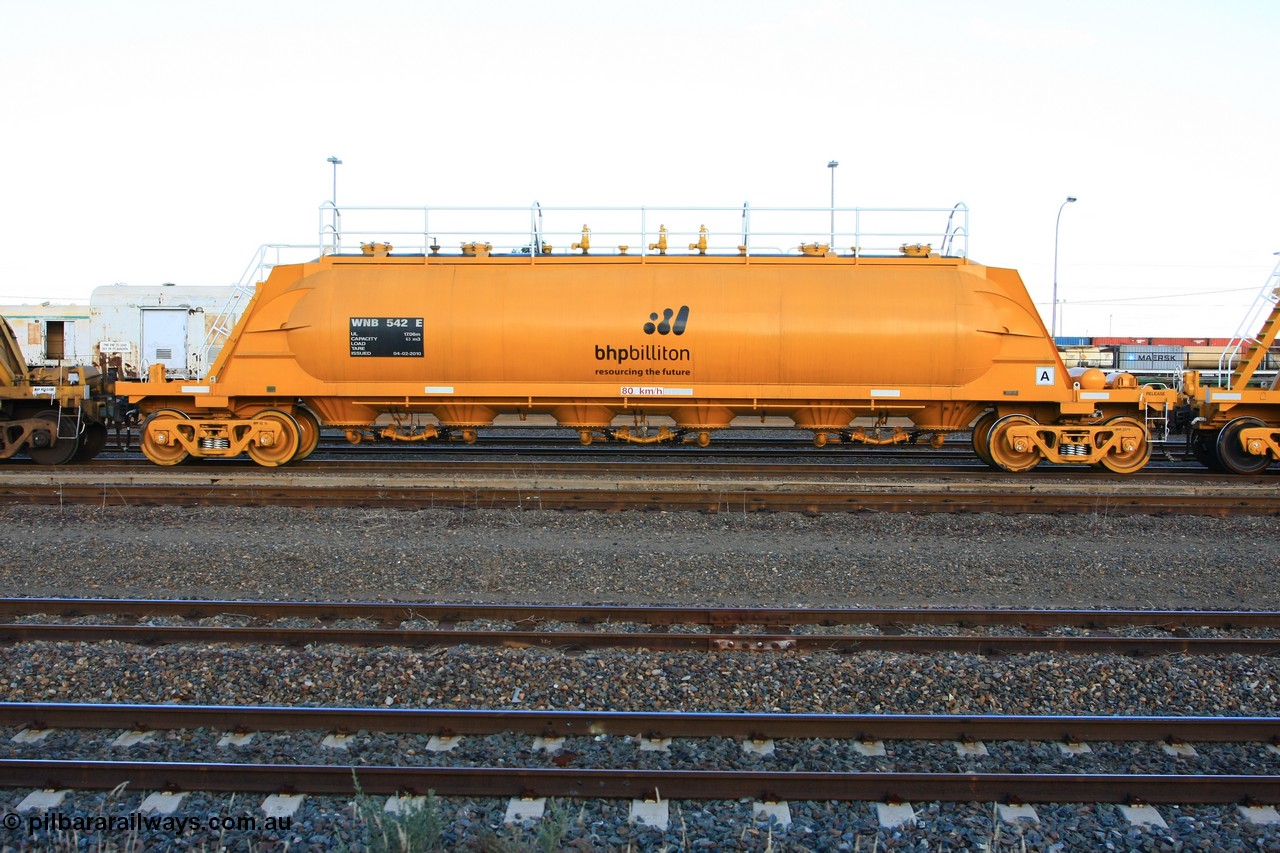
[[1093, 337, 1149, 346]]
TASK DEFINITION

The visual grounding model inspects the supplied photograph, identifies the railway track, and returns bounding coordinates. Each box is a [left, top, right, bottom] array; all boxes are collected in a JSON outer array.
[[5, 601, 1280, 840], [63, 457, 1228, 479], [0, 458, 1275, 515], [0, 459, 1269, 842], [94, 426, 1220, 462], [3, 599, 1279, 655], [44, 431, 1233, 471], [3, 704, 1279, 804]]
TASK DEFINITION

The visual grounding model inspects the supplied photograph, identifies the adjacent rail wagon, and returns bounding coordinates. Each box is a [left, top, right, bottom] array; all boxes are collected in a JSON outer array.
[[0, 316, 109, 464], [116, 204, 1177, 474], [1175, 257, 1280, 474], [4, 284, 242, 381]]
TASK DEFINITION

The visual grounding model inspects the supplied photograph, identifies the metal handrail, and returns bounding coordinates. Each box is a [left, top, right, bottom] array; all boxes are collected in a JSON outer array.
[[315, 202, 970, 259], [1218, 254, 1280, 387], [940, 202, 969, 257], [196, 243, 320, 377], [194, 203, 970, 379]]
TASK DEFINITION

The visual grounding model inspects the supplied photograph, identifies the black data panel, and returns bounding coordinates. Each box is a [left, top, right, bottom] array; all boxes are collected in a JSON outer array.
[[349, 317, 424, 357]]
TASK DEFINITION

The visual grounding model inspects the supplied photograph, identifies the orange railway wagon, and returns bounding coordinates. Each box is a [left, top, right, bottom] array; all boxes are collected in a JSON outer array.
[[117, 204, 1176, 473]]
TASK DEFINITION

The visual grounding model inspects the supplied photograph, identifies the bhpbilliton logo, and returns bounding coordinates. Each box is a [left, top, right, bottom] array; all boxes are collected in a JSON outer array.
[[644, 306, 690, 336]]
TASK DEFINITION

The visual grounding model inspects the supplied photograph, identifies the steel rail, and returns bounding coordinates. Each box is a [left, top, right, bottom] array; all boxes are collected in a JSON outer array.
[[3, 703, 1278, 743], [0, 483, 1275, 515], [73, 456, 1210, 478], [90, 459, 995, 478], [1, 598, 1276, 629], [0, 760, 1275, 804], [2, 622, 1278, 655], [10, 453, 1259, 480]]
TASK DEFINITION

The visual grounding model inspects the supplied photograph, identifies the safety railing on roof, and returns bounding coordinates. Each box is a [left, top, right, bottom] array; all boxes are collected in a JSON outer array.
[[316, 202, 969, 259], [190, 203, 971, 378], [189, 203, 969, 379]]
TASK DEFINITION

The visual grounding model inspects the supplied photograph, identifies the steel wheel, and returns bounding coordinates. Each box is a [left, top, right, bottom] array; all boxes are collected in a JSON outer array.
[[970, 411, 999, 469], [1098, 416, 1151, 474], [140, 408, 191, 467], [246, 409, 301, 467], [986, 414, 1042, 473], [1216, 417, 1270, 475], [292, 407, 321, 461], [27, 410, 80, 465]]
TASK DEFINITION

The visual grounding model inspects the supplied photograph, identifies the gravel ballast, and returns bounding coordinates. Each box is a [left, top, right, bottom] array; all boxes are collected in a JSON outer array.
[[0, 504, 1277, 850], [0, 505, 1275, 608]]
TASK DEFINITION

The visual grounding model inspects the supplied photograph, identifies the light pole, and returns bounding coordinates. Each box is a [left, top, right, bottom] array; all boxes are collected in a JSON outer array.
[[827, 160, 839, 247], [327, 156, 342, 206], [1052, 195, 1077, 338], [326, 156, 342, 253]]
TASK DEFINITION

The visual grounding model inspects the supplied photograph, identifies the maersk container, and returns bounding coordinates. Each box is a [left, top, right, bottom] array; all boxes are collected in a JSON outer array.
[[1118, 345, 1184, 372]]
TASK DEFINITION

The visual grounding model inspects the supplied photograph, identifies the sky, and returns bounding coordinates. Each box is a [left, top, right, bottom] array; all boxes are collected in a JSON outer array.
[[1, 0, 1277, 338]]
